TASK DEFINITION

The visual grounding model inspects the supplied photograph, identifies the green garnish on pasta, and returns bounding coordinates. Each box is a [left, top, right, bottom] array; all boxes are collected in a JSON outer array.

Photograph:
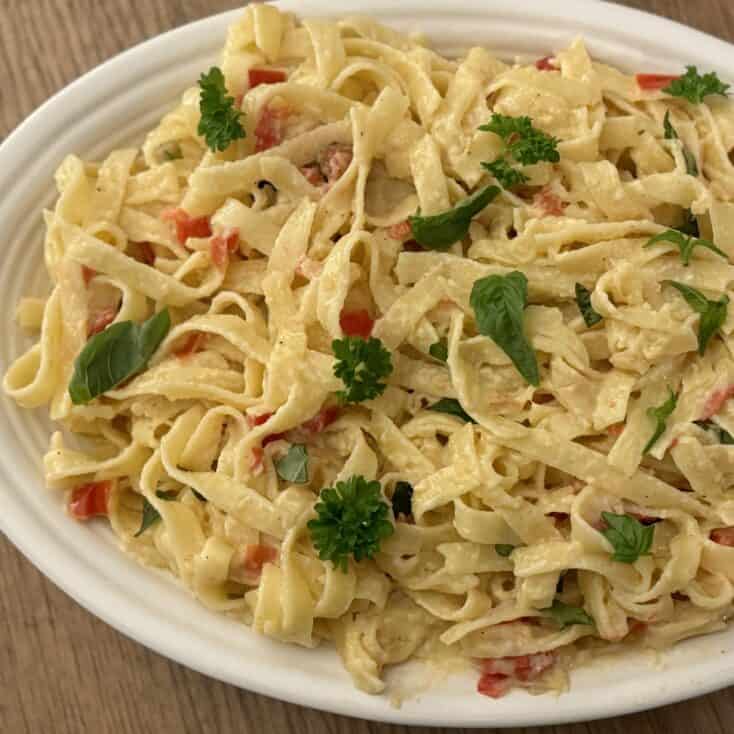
[[198, 66, 246, 152]]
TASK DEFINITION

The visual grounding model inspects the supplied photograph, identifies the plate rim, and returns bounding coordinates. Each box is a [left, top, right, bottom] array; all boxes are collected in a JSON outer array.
[[2, 0, 734, 726]]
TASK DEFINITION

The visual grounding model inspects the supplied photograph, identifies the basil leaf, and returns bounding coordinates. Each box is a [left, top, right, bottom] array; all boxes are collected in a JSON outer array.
[[275, 444, 309, 483], [645, 229, 727, 267], [575, 283, 602, 327], [391, 481, 414, 518], [408, 185, 500, 251], [135, 497, 161, 537], [643, 389, 678, 454], [544, 600, 594, 629], [600, 512, 655, 564], [427, 398, 476, 423], [155, 490, 178, 501], [663, 110, 678, 140], [663, 112, 698, 176], [495, 544, 515, 557], [69, 309, 171, 405], [666, 281, 729, 354], [429, 339, 448, 362], [470, 271, 539, 386]]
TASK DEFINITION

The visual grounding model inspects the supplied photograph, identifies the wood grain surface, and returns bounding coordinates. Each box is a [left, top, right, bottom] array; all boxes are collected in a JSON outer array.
[[2, 1, 734, 732]]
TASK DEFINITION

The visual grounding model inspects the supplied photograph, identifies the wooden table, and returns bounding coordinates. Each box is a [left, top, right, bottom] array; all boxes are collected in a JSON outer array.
[[2, 1, 734, 732]]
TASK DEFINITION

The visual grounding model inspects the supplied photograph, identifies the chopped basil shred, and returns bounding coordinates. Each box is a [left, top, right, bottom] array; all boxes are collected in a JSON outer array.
[[408, 185, 500, 250], [544, 600, 594, 629], [470, 271, 540, 386], [575, 283, 603, 327], [135, 497, 161, 537], [645, 229, 727, 267], [427, 398, 476, 423], [429, 339, 448, 362], [666, 281, 729, 355], [600, 512, 655, 564], [495, 544, 515, 557], [275, 444, 309, 484], [69, 309, 171, 405], [643, 389, 678, 455], [663, 111, 699, 176]]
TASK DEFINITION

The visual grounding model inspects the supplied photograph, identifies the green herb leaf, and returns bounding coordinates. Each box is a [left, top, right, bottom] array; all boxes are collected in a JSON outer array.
[[663, 111, 699, 175], [666, 281, 729, 354], [391, 481, 414, 519], [408, 185, 500, 251], [495, 544, 515, 557], [470, 271, 540, 386], [480, 114, 560, 165], [69, 309, 171, 405], [663, 66, 730, 104], [695, 420, 734, 445], [155, 490, 178, 501], [645, 229, 727, 267], [482, 158, 529, 190], [427, 397, 477, 423], [308, 475, 394, 572], [544, 599, 594, 629], [643, 389, 678, 454], [275, 444, 309, 484], [575, 283, 603, 327], [135, 497, 161, 537], [333, 336, 393, 404], [198, 67, 246, 152], [600, 512, 655, 563], [429, 339, 448, 362]]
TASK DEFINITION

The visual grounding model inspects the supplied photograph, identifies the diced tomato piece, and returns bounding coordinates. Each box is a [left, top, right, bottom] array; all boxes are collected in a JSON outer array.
[[68, 480, 113, 520], [477, 672, 512, 699], [87, 306, 117, 337], [388, 220, 413, 240], [339, 309, 374, 339], [535, 56, 557, 71], [636, 73, 680, 91], [136, 241, 155, 266], [161, 208, 212, 245], [711, 527, 734, 546], [303, 406, 340, 434], [243, 543, 278, 571], [210, 228, 240, 270], [254, 104, 289, 153], [701, 385, 734, 421], [534, 187, 566, 216], [174, 331, 207, 359], [318, 143, 353, 184], [300, 164, 325, 187], [247, 412, 274, 428], [607, 422, 625, 437], [249, 68, 287, 88], [82, 265, 97, 286]]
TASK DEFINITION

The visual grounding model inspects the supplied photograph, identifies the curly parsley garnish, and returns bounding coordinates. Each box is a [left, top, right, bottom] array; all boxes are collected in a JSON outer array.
[[198, 67, 246, 152], [645, 229, 727, 267], [643, 389, 677, 455], [333, 336, 393, 404], [666, 281, 729, 355], [308, 476, 394, 572], [480, 114, 560, 190], [600, 512, 655, 564], [470, 271, 540, 386], [663, 66, 730, 104]]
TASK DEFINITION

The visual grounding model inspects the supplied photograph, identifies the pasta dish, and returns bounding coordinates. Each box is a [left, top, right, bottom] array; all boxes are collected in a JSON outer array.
[[7, 4, 734, 699]]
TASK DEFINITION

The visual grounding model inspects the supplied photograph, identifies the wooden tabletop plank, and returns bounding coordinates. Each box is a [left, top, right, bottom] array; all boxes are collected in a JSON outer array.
[[2, 2, 734, 732]]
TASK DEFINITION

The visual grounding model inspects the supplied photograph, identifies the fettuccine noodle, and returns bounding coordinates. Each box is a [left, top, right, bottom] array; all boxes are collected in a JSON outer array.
[[7, 4, 734, 699]]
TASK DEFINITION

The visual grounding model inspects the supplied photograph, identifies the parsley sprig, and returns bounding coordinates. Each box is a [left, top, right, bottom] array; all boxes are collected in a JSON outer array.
[[666, 281, 729, 355], [600, 512, 655, 564], [480, 114, 560, 190], [645, 229, 727, 267], [663, 66, 730, 104], [198, 67, 246, 152], [308, 476, 394, 572], [643, 389, 677, 455], [333, 336, 393, 403]]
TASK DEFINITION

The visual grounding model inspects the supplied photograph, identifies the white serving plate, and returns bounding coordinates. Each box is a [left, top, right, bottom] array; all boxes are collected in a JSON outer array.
[[1, 0, 733, 726]]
